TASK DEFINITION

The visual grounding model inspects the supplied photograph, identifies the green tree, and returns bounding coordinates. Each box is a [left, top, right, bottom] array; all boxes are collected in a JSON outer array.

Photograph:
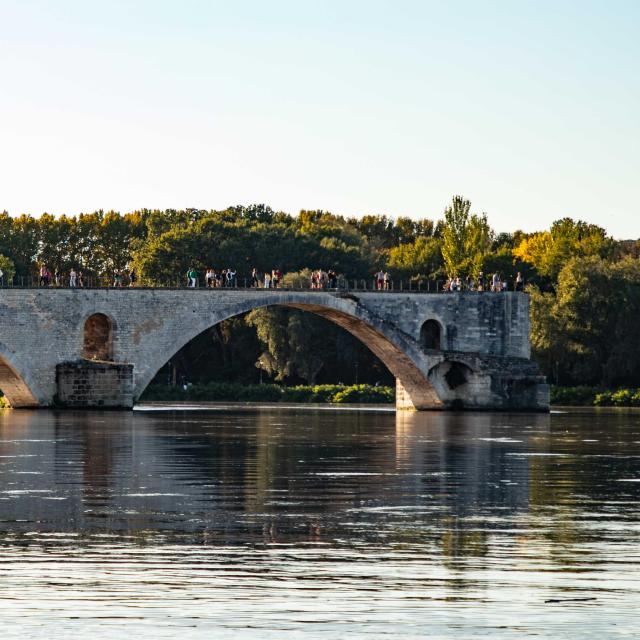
[[245, 305, 391, 385], [463, 213, 493, 273], [387, 236, 443, 278], [441, 196, 494, 277], [246, 307, 329, 383], [513, 218, 613, 284], [530, 255, 640, 386], [0, 254, 16, 284], [441, 196, 471, 276]]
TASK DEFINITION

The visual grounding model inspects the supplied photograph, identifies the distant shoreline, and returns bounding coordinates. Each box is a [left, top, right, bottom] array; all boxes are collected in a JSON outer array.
[[135, 401, 395, 412]]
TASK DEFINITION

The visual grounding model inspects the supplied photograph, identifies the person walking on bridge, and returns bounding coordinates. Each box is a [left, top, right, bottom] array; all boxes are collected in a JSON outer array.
[[187, 267, 198, 288]]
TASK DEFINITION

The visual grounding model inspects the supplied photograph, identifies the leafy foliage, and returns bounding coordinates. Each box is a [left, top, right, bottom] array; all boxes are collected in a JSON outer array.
[[530, 256, 640, 386], [441, 196, 494, 276], [0, 254, 16, 282], [141, 382, 394, 404]]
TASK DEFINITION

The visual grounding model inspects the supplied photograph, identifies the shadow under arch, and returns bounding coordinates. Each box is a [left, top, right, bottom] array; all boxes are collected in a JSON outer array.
[[134, 298, 443, 410], [0, 343, 40, 408]]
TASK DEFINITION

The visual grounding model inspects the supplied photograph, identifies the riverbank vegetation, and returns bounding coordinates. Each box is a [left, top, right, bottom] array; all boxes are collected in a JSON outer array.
[[1, 199, 638, 391], [551, 386, 640, 407], [141, 383, 394, 404]]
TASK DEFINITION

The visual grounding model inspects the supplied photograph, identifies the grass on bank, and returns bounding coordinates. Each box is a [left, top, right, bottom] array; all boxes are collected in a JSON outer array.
[[140, 382, 395, 404], [143, 383, 640, 407], [3, 384, 639, 408], [551, 386, 640, 407]]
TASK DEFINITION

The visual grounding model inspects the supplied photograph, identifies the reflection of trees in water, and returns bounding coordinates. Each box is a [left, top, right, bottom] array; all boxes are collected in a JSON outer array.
[[527, 410, 640, 565], [441, 522, 489, 566], [243, 410, 399, 516], [52, 413, 136, 529], [2, 408, 637, 557], [394, 412, 547, 563], [395, 411, 540, 511]]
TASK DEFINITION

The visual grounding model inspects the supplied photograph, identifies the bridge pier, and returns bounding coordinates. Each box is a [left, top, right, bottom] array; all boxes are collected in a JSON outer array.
[[396, 379, 433, 410], [55, 361, 134, 409]]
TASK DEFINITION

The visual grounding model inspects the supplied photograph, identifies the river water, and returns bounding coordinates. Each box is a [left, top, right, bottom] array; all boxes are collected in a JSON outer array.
[[0, 406, 638, 638]]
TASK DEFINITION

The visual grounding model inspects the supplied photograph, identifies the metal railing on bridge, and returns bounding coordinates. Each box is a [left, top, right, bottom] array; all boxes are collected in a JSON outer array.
[[0, 276, 523, 293]]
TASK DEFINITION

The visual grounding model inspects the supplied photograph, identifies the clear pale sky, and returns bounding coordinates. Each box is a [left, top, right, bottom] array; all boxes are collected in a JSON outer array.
[[1, 0, 638, 237]]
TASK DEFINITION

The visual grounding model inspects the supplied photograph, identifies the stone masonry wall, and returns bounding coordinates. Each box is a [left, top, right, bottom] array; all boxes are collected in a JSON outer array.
[[56, 361, 134, 408]]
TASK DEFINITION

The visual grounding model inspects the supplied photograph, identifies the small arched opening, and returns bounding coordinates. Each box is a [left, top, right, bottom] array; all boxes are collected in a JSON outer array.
[[83, 313, 114, 361], [420, 319, 441, 351]]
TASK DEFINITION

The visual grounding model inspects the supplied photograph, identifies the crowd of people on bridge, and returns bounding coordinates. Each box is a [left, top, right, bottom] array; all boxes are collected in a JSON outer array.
[[28, 262, 525, 293], [188, 268, 348, 290], [189, 267, 287, 288], [310, 269, 338, 289], [201, 268, 238, 288], [33, 265, 138, 288], [443, 272, 524, 292]]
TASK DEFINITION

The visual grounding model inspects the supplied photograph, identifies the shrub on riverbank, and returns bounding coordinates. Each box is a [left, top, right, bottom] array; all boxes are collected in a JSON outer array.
[[330, 384, 394, 404], [594, 388, 640, 407], [141, 382, 395, 404], [551, 386, 640, 406], [550, 386, 601, 406]]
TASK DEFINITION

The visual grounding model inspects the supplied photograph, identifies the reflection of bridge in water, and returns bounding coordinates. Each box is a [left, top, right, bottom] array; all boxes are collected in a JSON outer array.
[[0, 409, 551, 543], [0, 289, 548, 411]]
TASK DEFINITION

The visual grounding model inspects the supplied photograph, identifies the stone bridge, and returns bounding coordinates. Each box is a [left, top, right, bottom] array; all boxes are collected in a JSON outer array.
[[0, 289, 549, 411]]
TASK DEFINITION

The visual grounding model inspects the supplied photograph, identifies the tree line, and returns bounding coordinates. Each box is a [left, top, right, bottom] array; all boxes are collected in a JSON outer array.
[[1, 197, 638, 389]]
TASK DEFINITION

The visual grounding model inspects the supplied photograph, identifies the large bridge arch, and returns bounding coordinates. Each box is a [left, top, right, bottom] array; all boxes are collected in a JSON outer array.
[[132, 293, 443, 410], [0, 343, 40, 408]]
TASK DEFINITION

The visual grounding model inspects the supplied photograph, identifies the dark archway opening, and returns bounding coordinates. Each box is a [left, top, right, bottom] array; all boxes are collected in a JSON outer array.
[[421, 319, 441, 351], [136, 300, 445, 410], [83, 313, 113, 361], [145, 308, 395, 390], [445, 362, 469, 389]]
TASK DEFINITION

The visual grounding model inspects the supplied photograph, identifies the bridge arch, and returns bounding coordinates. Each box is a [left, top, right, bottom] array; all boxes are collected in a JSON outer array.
[[133, 293, 444, 410], [0, 343, 40, 408]]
